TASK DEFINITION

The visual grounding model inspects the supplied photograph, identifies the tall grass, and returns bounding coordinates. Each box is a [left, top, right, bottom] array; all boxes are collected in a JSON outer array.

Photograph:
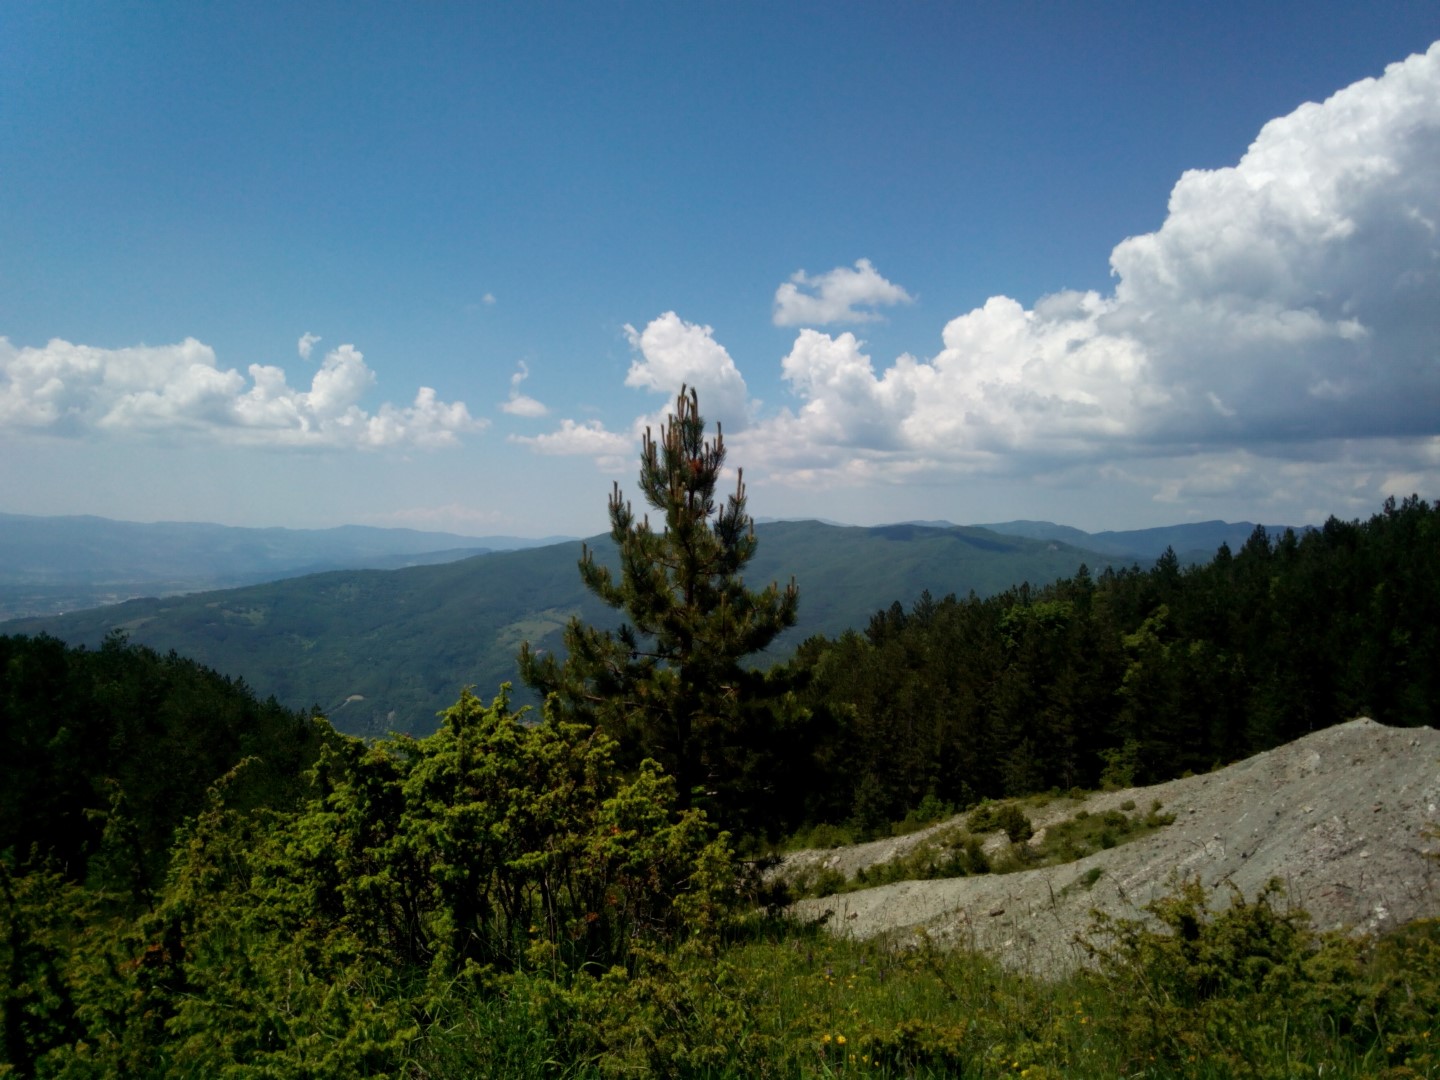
[[404, 902, 1440, 1078]]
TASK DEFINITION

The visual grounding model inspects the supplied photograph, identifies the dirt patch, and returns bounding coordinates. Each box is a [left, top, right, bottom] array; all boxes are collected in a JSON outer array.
[[788, 718, 1440, 978]]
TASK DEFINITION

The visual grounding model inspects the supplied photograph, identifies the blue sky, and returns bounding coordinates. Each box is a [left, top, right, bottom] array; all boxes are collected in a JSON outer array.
[[3, 3, 1438, 538]]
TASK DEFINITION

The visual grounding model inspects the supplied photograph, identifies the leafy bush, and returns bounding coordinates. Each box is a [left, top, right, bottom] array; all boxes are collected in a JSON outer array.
[[997, 804, 1035, 843], [966, 801, 1033, 842], [1081, 877, 1375, 1077], [1, 687, 739, 1075], [966, 801, 1001, 833]]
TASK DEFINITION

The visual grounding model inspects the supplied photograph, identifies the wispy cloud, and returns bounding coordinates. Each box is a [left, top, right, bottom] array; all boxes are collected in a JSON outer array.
[[0, 337, 485, 449], [773, 258, 915, 327], [510, 418, 632, 471], [297, 332, 321, 360], [500, 360, 548, 417]]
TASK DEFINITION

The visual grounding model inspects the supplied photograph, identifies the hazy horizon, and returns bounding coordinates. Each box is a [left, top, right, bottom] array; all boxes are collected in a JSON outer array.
[[0, 505, 1313, 546]]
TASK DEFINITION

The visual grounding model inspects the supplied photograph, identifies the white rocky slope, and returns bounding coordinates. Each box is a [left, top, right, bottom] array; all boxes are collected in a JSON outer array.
[[789, 718, 1440, 978]]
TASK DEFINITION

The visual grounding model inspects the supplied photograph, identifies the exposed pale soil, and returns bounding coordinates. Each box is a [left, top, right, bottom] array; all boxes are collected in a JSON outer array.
[[786, 719, 1440, 978]]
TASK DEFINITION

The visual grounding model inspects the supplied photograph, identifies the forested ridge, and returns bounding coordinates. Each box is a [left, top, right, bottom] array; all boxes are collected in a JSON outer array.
[[0, 633, 334, 899], [782, 495, 1439, 839], [3, 518, 1145, 737], [2, 465, 1437, 1073]]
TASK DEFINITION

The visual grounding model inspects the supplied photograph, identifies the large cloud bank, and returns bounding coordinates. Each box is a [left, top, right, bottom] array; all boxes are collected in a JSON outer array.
[[531, 43, 1440, 511], [0, 337, 482, 448], [757, 43, 1440, 475]]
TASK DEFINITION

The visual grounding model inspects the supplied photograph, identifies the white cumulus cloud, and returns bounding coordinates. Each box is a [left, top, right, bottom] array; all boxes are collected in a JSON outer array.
[[773, 258, 915, 327], [739, 42, 1440, 510], [512, 312, 753, 470], [0, 336, 485, 449], [623, 311, 752, 434], [297, 332, 321, 360]]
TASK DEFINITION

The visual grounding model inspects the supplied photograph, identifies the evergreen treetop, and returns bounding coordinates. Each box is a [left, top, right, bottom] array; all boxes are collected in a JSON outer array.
[[521, 387, 799, 820]]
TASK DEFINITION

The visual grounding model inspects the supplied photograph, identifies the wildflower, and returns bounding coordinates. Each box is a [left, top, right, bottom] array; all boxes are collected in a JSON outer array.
[[822, 1033, 832, 1044], [836, 1034, 847, 1046]]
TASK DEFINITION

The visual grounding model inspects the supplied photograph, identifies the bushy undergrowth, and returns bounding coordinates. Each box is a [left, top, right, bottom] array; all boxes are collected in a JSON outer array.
[[2, 663, 1434, 1077], [5, 728, 1438, 1078], [397, 896, 1440, 1079]]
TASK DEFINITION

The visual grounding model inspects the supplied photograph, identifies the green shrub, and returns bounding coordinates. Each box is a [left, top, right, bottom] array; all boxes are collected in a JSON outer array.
[[966, 801, 1000, 832], [958, 834, 988, 875], [26, 687, 740, 1076], [996, 804, 1034, 843], [1081, 877, 1374, 1076]]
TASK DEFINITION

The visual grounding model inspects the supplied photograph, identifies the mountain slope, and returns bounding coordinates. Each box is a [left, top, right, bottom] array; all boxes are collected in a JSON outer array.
[[5, 521, 1131, 735]]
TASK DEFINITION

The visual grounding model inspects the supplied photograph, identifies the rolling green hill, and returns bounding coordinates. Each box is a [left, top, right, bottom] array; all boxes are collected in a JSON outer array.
[[5, 521, 1131, 735]]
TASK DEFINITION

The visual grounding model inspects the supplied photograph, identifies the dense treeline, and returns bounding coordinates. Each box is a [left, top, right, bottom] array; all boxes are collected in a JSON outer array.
[[0, 632, 332, 897], [783, 495, 1439, 835]]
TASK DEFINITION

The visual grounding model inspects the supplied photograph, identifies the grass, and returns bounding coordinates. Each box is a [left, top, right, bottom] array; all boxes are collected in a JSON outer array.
[[402, 912, 1440, 1078], [1017, 799, 1176, 865]]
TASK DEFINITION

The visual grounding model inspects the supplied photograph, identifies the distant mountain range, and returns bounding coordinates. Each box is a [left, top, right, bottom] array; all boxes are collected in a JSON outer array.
[[0, 511, 571, 619], [1, 514, 1299, 736], [973, 519, 1291, 562]]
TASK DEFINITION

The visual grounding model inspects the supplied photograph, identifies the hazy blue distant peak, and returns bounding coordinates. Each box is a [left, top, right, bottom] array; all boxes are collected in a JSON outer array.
[[757, 516, 1311, 563], [751, 516, 851, 527], [0, 510, 571, 549], [975, 519, 1309, 561]]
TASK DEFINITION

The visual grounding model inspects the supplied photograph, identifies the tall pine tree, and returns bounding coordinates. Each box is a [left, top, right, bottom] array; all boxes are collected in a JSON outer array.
[[520, 387, 799, 830]]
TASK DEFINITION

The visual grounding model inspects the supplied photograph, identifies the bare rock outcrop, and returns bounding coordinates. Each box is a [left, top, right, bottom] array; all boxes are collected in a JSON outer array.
[[790, 718, 1440, 978]]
